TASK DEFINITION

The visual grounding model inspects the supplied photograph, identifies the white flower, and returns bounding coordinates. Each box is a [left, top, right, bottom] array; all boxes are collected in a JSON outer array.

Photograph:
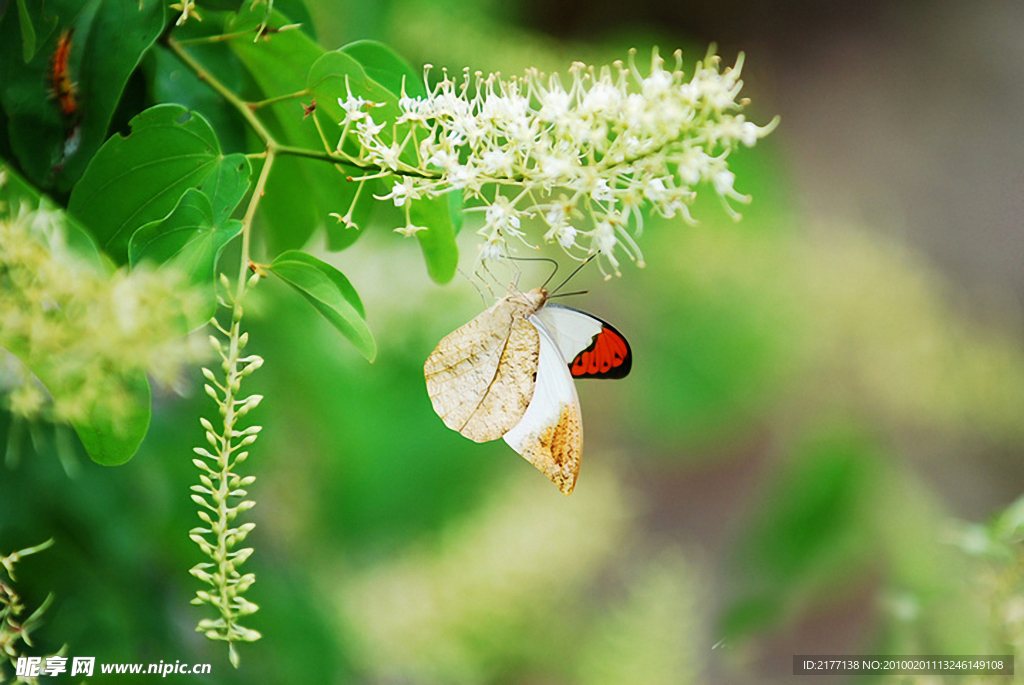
[[356, 116, 385, 138], [480, 237, 505, 261], [329, 212, 358, 229], [484, 196, 523, 236], [426, 148, 458, 171], [334, 48, 776, 270], [581, 82, 621, 116], [397, 95, 428, 123], [643, 177, 669, 203], [591, 178, 615, 203], [537, 87, 572, 124], [594, 221, 616, 252], [677, 149, 710, 185], [538, 153, 576, 184], [375, 178, 423, 207], [447, 164, 478, 190], [369, 142, 402, 171], [339, 95, 369, 124], [544, 222, 577, 249], [592, 221, 620, 273], [711, 168, 736, 196], [479, 149, 514, 177], [642, 68, 674, 99], [394, 223, 428, 237]]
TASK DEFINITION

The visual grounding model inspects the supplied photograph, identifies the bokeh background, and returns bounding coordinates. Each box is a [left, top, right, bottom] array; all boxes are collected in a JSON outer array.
[[3, 0, 1024, 682]]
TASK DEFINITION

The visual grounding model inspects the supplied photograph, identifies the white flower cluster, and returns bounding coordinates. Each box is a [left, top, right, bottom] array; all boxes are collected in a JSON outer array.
[[335, 48, 777, 276]]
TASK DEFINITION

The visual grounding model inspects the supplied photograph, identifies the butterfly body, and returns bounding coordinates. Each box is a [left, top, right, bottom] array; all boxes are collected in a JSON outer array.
[[424, 287, 631, 494]]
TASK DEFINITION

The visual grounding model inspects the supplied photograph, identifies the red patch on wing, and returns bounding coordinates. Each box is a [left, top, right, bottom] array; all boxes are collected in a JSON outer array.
[[570, 325, 631, 379]]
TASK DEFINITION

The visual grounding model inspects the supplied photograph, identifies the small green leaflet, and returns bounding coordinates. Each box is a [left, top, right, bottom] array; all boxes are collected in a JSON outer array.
[[129, 188, 244, 281], [14, 0, 59, 63], [340, 40, 428, 99], [268, 251, 376, 362]]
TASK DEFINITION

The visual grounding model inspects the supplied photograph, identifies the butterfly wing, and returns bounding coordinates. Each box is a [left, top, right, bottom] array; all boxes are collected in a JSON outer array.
[[534, 304, 632, 379], [424, 298, 540, 442], [502, 315, 583, 495]]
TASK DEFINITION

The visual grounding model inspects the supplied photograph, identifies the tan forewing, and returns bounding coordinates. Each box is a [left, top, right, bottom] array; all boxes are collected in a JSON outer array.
[[424, 299, 540, 442]]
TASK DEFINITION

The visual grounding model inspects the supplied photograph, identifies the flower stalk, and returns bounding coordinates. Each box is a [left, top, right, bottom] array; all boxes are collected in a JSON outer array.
[[180, 83, 278, 666], [189, 272, 264, 668]]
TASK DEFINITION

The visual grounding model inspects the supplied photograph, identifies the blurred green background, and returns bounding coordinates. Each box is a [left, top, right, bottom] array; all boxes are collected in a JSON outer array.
[[4, 0, 1024, 682]]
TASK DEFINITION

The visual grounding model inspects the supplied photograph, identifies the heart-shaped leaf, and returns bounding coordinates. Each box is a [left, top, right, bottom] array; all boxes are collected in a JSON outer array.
[[269, 250, 376, 361], [68, 104, 242, 263]]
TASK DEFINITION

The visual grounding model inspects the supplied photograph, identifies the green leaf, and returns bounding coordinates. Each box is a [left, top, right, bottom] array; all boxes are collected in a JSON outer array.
[[14, 0, 59, 63], [145, 43, 250, 155], [69, 371, 151, 466], [197, 152, 251, 223], [128, 188, 244, 287], [409, 198, 459, 284], [68, 104, 242, 263], [268, 251, 376, 361], [340, 40, 427, 99], [0, 0, 166, 192], [307, 50, 402, 146], [225, 10, 364, 255]]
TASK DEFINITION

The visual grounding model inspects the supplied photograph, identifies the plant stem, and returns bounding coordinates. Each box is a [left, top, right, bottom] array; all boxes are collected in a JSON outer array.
[[273, 145, 441, 179], [249, 89, 310, 110], [167, 37, 276, 147], [166, 37, 444, 184], [238, 148, 275, 293], [174, 29, 260, 46]]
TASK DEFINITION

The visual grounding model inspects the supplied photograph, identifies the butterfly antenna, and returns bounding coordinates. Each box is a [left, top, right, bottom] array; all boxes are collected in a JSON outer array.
[[550, 254, 596, 295], [547, 290, 589, 299], [458, 266, 489, 306], [505, 255, 560, 289]]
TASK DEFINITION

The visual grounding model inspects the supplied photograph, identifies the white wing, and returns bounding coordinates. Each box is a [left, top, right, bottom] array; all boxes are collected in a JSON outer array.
[[533, 304, 603, 360], [502, 315, 583, 495]]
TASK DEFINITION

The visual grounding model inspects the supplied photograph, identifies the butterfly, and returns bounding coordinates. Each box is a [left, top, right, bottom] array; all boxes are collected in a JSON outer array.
[[424, 286, 631, 495]]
